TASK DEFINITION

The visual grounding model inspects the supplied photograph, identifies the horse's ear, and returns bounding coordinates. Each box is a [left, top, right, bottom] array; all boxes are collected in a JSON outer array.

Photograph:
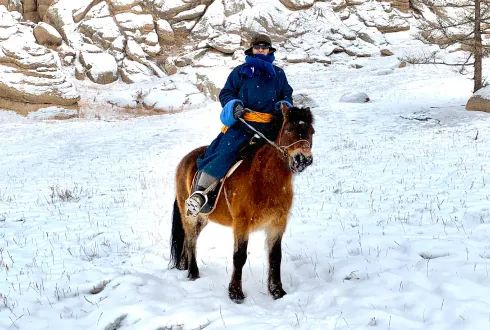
[[281, 102, 289, 118], [305, 107, 310, 111]]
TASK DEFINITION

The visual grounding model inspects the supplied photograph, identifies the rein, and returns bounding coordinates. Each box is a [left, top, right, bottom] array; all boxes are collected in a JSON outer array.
[[238, 117, 285, 154], [239, 109, 311, 155]]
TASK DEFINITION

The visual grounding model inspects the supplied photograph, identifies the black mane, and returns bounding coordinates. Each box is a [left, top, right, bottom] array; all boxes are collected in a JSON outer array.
[[286, 106, 314, 125]]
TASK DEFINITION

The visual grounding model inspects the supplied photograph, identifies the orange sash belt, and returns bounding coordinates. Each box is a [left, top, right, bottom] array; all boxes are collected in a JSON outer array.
[[221, 111, 273, 133]]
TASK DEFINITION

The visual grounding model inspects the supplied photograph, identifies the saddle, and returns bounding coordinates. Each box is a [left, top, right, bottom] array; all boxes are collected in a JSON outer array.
[[190, 135, 266, 215]]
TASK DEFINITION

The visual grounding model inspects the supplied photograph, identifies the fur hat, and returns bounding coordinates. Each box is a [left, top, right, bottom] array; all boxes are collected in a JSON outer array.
[[244, 33, 277, 56]]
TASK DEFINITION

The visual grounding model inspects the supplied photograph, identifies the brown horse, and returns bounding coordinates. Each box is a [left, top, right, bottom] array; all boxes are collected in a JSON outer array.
[[169, 104, 315, 303]]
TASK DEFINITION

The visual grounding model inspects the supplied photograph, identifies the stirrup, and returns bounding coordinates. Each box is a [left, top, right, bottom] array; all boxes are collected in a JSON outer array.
[[185, 191, 208, 217]]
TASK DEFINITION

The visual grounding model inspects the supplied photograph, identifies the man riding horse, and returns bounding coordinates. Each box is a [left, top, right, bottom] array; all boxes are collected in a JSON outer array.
[[186, 33, 294, 216]]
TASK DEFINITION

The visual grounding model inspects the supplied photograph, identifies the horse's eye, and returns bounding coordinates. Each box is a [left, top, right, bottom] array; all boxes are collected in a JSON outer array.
[[286, 127, 294, 133]]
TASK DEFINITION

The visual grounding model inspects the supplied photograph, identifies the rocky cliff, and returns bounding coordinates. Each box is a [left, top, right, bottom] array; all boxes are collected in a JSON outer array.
[[0, 0, 415, 112]]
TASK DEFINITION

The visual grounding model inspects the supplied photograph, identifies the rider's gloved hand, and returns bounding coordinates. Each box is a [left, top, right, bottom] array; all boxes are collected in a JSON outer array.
[[233, 104, 248, 120]]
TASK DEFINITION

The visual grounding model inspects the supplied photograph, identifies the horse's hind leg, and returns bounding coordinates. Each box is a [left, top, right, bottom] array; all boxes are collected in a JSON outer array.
[[182, 215, 207, 280], [228, 229, 249, 303], [266, 225, 287, 300]]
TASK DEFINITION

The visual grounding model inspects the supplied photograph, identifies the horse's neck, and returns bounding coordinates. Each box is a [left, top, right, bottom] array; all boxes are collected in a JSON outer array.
[[251, 145, 292, 185]]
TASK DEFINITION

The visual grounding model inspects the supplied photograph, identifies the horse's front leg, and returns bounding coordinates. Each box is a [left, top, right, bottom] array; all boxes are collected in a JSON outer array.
[[266, 228, 287, 299], [228, 231, 249, 303]]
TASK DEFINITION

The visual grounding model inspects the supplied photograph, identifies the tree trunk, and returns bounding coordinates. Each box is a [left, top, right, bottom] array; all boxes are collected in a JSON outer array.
[[474, 0, 483, 92]]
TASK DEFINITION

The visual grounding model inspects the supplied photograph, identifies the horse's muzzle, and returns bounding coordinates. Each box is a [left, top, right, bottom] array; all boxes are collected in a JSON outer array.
[[289, 153, 313, 173]]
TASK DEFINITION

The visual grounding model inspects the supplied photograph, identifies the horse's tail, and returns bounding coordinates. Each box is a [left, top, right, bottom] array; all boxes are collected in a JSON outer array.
[[169, 198, 185, 268]]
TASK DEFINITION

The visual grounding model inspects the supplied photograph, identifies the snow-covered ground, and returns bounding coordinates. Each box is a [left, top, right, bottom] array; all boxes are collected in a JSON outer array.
[[2, 33, 490, 329]]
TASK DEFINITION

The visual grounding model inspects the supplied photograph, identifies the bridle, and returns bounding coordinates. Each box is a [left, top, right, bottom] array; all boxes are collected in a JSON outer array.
[[238, 110, 311, 157]]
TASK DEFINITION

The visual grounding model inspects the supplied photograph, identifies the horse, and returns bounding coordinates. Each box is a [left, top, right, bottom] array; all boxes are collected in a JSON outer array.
[[169, 104, 315, 303]]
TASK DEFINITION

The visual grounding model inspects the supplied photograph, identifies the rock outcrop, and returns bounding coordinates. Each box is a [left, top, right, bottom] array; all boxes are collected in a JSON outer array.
[[0, 6, 79, 111], [0, 0, 420, 112]]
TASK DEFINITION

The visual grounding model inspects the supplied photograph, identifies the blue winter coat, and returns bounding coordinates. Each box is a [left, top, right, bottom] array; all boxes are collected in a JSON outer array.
[[196, 59, 293, 179]]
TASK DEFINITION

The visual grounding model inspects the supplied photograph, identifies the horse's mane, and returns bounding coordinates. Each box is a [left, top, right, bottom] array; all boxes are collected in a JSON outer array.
[[267, 106, 314, 141], [286, 106, 314, 126]]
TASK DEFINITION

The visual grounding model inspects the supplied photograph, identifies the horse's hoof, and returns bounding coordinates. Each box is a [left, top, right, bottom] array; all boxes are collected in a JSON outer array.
[[228, 287, 245, 303], [187, 273, 199, 281], [269, 286, 287, 300], [176, 259, 188, 271]]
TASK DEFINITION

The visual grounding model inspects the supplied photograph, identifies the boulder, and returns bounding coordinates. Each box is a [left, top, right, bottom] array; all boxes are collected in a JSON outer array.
[[340, 92, 370, 103], [143, 87, 187, 111], [381, 49, 394, 56], [115, 13, 154, 34], [125, 38, 147, 63], [466, 87, 490, 112], [24, 0, 40, 22], [79, 51, 118, 84], [152, 0, 196, 20], [208, 34, 241, 54], [106, 0, 141, 14], [156, 19, 174, 43], [280, 0, 315, 10], [38, 0, 54, 20], [27, 106, 78, 120], [293, 92, 318, 108], [120, 57, 154, 83], [33, 22, 63, 46], [172, 4, 206, 22]]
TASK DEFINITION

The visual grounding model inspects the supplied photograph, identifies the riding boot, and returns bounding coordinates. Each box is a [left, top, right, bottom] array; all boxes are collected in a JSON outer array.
[[185, 171, 217, 217]]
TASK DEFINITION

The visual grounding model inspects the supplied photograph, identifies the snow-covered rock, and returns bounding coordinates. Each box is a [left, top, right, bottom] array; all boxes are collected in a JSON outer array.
[[208, 34, 241, 54], [293, 92, 318, 108], [156, 19, 174, 43], [355, 2, 410, 33], [152, 0, 203, 20], [280, 0, 315, 10], [173, 4, 206, 22], [79, 14, 122, 50], [120, 58, 154, 83], [79, 51, 119, 84], [106, 0, 141, 14], [466, 86, 490, 112], [0, 7, 79, 110], [33, 22, 62, 46], [143, 87, 187, 111], [27, 106, 78, 120], [339, 91, 370, 103], [125, 38, 146, 63]]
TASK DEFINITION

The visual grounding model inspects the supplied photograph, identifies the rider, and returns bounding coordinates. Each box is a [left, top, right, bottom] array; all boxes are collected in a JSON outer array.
[[186, 33, 294, 216]]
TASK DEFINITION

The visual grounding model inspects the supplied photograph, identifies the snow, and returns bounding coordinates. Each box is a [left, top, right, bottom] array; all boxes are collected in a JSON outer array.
[[0, 5, 17, 28], [3, 28, 490, 330], [143, 87, 187, 111], [27, 106, 78, 120], [473, 85, 490, 99]]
